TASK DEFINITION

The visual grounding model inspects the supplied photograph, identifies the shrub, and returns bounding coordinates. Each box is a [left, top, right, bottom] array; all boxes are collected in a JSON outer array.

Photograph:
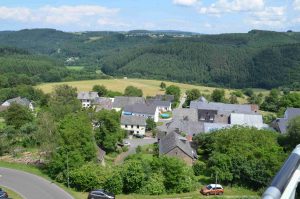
[[193, 161, 206, 176], [136, 145, 142, 154], [69, 163, 109, 191], [104, 171, 123, 194], [139, 173, 166, 195]]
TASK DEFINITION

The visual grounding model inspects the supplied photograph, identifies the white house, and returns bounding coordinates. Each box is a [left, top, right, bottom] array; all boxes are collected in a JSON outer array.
[[230, 113, 264, 129], [2, 97, 34, 111], [121, 115, 147, 135], [123, 103, 159, 122], [77, 92, 99, 108]]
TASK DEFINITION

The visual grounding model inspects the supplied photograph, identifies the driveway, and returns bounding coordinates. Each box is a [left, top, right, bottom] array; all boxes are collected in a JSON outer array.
[[114, 138, 157, 164], [0, 167, 73, 199]]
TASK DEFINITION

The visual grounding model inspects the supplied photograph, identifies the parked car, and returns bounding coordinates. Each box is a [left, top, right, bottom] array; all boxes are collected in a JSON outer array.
[[123, 141, 131, 146], [0, 189, 8, 199], [200, 184, 224, 196], [134, 134, 144, 139], [87, 190, 115, 199]]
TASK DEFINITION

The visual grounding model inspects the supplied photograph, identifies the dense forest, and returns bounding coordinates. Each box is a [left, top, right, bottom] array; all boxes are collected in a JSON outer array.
[[0, 29, 300, 89]]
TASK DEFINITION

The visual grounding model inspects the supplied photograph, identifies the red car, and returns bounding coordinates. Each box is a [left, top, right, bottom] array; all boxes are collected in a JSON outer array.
[[200, 184, 224, 196]]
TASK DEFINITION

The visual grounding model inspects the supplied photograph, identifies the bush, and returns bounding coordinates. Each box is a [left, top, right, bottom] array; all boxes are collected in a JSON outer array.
[[104, 171, 123, 194], [136, 145, 142, 154], [69, 163, 110, 191], [122, 146, 129, 152], [193, 161, 206, 176], [139, 173, 166, 195]]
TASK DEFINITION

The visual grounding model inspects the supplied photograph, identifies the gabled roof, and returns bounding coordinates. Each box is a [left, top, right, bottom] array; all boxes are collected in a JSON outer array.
[[3, 97, 32, 107], [121, 115, 147, 126], [93, 97, 112, 110], [159, 132, 195, 159], [77, 92, 99, 100], [124, 103, 157, 115], [230, 113, 263, 128], [172, 108, 198, 122], [190, 100, 257, 115], [285, 108, 300, 120], [153, 95, 174, 102], [146, 99, 171, 107], [112, 96, 145, 109], [158, 118, 204, 136]]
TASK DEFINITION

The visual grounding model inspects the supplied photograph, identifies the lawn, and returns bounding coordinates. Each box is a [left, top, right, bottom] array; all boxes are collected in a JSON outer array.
[[0, 117, 5, 130], [36, 78, 268, 103], [0, 186, 23, 199]]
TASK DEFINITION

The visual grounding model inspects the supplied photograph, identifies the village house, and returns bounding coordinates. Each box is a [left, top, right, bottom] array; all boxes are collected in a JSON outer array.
[[1, 97, 34, 111], [159, 131, 197, 166], [77, 91, 99, 108], [123, 103, 159, 122], [93, 97, 113, 111], [121, 115, 147, 135], [146, 99, 172, 112], [151, 94, 175, 102], [112, 96, 145, 111], [271, 108, 300, 134]]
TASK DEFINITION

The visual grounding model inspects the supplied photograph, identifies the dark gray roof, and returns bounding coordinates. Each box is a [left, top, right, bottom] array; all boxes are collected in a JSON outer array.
[[285, 108, 300, 120], [190, 100, 256, 114], [112, 96, 145, 109], [124, 103, 157, 115], [121, 115, 147, 126], [94, 97, 112, 110], [159, 132, 195, 158], [158, 119, 204, 136], [4, 97, 31, 107], [146, 99, 171, 107], [153, 95, 174, 102], [172, 108, 198, 122], [77, 92, 99, 100]]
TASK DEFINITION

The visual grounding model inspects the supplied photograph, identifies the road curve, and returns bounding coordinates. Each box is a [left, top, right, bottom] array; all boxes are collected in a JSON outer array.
[[0, 167, 74, 199]]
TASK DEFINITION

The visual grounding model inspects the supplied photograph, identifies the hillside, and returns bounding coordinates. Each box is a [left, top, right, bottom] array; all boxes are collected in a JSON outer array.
[[0, 29, 300, 89]]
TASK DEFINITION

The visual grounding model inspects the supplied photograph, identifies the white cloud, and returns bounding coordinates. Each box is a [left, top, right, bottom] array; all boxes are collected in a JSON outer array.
[[198, 0, 265, 15], [294, 0, 300, 10], [0, 5, 120, 26], [248, 7, 286, 27], [173, 0, 199, 6]]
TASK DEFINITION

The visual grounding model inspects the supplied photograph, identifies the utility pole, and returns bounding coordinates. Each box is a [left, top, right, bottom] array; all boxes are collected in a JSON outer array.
[[215, 171, 218, 196], [67, 151, 70, 189]]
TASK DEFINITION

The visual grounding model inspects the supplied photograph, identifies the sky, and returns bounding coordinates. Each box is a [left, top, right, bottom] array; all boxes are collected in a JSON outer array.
[[0, 0, 299, 34]]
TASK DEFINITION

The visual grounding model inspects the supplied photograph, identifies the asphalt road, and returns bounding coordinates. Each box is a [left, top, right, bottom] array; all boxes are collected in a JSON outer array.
[[0, 167, 74, 199], [125, 138, 157, 155]]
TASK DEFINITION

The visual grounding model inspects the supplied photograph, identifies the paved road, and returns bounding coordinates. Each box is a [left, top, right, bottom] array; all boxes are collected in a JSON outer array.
[[0, 167, 74, 199], [115, 138, 157, 164], [125, 137, 157, 155]]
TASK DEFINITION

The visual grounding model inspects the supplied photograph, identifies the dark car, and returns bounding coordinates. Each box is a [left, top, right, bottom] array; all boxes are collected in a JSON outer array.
[[0, 189, 8, 199], [134, 134, 144, 139], [87, 190, 115, 199]]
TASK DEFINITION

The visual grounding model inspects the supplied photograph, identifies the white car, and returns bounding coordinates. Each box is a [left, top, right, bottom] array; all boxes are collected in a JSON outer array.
[[123, 141, 131, 146]]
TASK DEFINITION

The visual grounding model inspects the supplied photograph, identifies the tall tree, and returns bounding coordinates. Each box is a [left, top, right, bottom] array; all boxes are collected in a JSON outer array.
[[94, 110, 125, 152], [211, 89, 226, 102], [47, 113, 97, 178], [160, 82, 166, 90], [92, 85, 108, 97], [49, 84, 81, 120], [166, 85, 181, 103], [185, 89, 201, 107], [124, 86, 143, 97], [4, 103, 33, 129]]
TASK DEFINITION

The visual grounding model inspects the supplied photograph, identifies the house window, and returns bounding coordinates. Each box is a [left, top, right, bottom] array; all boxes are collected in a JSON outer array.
[[137, 131, 139, 134], [131, 125, 133, 128], [137, 125, 139, 129], [125, 125, 128, 128]]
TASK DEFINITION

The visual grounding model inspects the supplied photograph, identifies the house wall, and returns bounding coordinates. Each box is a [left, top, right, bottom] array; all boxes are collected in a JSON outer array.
[[165, 147, 194, 166], [121, 124, 146, 135], [157, 105, 171, 112]]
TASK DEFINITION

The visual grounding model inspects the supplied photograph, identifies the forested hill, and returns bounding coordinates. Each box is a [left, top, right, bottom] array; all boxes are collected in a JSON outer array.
[[0, 29, 300, 89]]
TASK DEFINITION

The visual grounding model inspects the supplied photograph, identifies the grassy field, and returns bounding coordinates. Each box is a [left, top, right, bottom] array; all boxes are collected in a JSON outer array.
[[0, 117, 5, 130], [0, 186, 23, 199], [36, 78, 269, 103]]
